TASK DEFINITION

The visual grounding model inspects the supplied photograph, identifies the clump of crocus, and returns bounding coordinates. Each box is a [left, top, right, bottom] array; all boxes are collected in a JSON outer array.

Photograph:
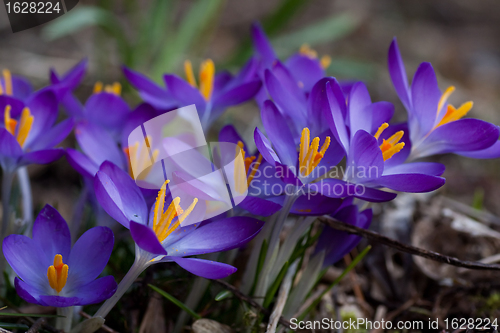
[[2, 204, 117, 307]]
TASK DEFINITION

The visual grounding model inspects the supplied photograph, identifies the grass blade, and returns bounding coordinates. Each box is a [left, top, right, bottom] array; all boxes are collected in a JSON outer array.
[[149, 284, 201, 320]]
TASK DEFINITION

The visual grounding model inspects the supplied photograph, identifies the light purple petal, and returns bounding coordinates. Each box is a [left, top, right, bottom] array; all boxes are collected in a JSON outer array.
[[3, 235, 47, 289], [66, 148, 99, 179], [94, 161, 148, 228], [14, 278, 44, 305], [0, 95, 25, 118], [254, 127, 280, 165], [290, 195, 342, 216], [383, 162, 445, 176], [348, 130, 384, 178], [261, 100, 297, 167], [237, 196, 282, 216], [375, 173, 445, 193], [19, 149, 65, 167], [388, 38, 411, 111], [410, 62, 441, 139], [130, 221, 168, 255], [32, 205, 72, 267], [121, 103, 158, 148], [70, 276, 117, 305], [39, 295, 80, 307], [85, 93, 130, 130], [75, 122, 124, 168], [347, 82, 372, 137], [251, 22, 276, 66], [458, 140, 500, 159], [325, 81, 349, 152], [415, 119, 500, 157], [164, 74, 206, 116], [212, 79, 262, 110], [28, 118, 73, 151], [307, 78, 340, 137], [25, 90, 58, 146], [307, 179, 397, 202], [66, 226, 114, 289], [370, 102, 395, 134], [0, 127, 23, 160], [172, 257, 237, 279], [168, 216, 264, 256], [285, 54, 324, 92]]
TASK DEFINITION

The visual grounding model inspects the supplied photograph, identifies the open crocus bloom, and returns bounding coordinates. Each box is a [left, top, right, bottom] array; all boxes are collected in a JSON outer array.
[[94, 161, 264, 279], [388, 38, 500, 159], [0, 86, 72, 173], [322, 78, 446, 194], [2, 205, 117, 307]]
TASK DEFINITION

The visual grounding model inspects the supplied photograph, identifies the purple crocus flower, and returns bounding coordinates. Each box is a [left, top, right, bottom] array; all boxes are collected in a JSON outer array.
[[254, 97, 397, 203], [2, 204, 117, 307], [94, 161, 264, 279], [125, 59, 261, 130], [322, 78, 445, 194], [388, 38, 500, 159], [315, 197, 372, 267], [0, 87, 72, 173], [251, 22, 329, 94]]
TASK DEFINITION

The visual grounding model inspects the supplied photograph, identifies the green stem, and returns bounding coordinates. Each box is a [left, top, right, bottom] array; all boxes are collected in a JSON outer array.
[[17, 167, 33, 234], [56, 306, 74, 332], [1, 170, 14, 277], [93, 253, 150, 319]]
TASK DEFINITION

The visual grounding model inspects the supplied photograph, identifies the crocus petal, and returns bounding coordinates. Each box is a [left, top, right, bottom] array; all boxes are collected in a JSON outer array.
[[388, 38, 411, 111], [39, 295, 80, 307], [254, 127, 280, 165], [410, 62, 441, 139], [130, 221, 168, 255], [307, 78, 337, 135], [94, 161, 148, 228], [264, 69, 307, 130], [164, 74, 206, 117], [66, 227, 114, 289], [0, 95, 25, 118], [348, 130, 384, 179], [370, 102, 395, 134], [261, 100, 298, 167], [14, 278, 44, 306], [458, 140, 500, 159], [121, 103, 158, 147], [123, 66, 172, 108], [375, 173, 445, 193], [306, 179, 397, 202], [0, 127, 23, 160], [75, 122, 124, 168], [219, 125, 246, 149], [28, 118, 73, 151], [251, 22, 276, 66], [212, 79, 262, 111], [168, 217, 264, 256], [289, 195, 342, 216], [25, 90, 58, 146], [85, 93, 130, 130], [384, 162, 445, 176], [325, 81, 349, 152], [276, 162, 302, 186], [18, 149, 65, 167], [32, 204, 72, 266], [70, 276, 117, 306], [347, 82, 372, 137], [172, 257, 237, 279], [414, 119, 500, 158], [237, 196, 282, 216], [285, 54, 324, 92], [66, 148, 99, 179], [3, 235, 47, 289]]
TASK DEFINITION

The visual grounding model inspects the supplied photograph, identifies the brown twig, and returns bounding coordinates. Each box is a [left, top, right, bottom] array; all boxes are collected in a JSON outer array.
[[27, 318, 45, 333], [213, 279, 291, 329], [319, 216, 500, 271]]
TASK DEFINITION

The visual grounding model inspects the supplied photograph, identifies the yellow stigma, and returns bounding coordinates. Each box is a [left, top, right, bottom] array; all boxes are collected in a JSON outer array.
[[234, 141, 262, 194], [93, 81, 121, 95], [1, 69, 13, 96], [4, 106, 33, 148], [299, 127, 330, 177], [47, 254, 68, 294], [434, 86, 473, 129], [373, 123, 405, 161], [183, 59, 215, 101], [123, 135, 159, 180], [299, 44, 331, 70], [153, 180, 198, 243]]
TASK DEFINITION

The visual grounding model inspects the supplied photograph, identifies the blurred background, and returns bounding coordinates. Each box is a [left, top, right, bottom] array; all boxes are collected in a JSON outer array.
[[1, 0, 500, 237]]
